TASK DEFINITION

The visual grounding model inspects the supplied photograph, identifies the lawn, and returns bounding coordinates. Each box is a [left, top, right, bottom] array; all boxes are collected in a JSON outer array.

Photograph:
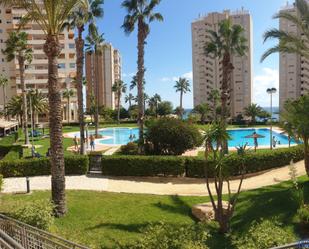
[[0, 177, 307, 249]]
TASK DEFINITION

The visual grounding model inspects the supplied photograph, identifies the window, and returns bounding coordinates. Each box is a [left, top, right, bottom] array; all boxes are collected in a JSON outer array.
[[58, 63, 65, 69], [68, 44, 75, 49], [0, 29, 3, 33], [69, 63, 76, 69]]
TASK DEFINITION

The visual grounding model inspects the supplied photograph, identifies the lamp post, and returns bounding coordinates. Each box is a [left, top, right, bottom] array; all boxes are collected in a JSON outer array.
[[266, 87, 277, 150]]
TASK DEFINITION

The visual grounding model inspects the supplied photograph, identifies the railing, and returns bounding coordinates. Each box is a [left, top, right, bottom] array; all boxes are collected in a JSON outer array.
[[270, 240, 309, 249], [0, 214, 89, 249]]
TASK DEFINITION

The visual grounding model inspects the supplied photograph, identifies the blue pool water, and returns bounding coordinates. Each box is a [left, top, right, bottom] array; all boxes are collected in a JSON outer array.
[[76, 127, 297, 147]]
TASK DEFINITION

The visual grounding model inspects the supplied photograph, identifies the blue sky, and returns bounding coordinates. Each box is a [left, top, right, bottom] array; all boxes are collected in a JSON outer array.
[[96, 0, 290, 108]]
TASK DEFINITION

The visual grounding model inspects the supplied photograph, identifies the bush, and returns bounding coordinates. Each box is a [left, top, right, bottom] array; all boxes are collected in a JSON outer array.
[[120, 142, 138, 155], [102, 156, 185, 177], [297, 205, 309, 224], [118, 222, 209, 249], [2, 145, 22, 160], [233, 219, 295, 249], [0, 174, 3, 192], [186, 145, 304, 178], [13, 200, 54, 230], [0, 155, 89, 177], [145, 118, 203, 155]]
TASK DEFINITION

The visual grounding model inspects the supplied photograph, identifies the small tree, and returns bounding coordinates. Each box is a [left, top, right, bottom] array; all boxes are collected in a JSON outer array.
[[244, 103, 263, 124], [62, 88, 74, 125], [203, 123, 247, 233], [157, 101, 173, 116], [112, 80, 127, 124], [193, 103, 210, 124]]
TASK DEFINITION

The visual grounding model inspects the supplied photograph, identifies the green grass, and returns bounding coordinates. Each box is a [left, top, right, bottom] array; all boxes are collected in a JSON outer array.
[[1, 177, 308, 248]]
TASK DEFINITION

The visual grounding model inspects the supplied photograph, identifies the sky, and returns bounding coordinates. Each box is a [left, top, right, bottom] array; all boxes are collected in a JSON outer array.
[[95, 0, 291, 109]]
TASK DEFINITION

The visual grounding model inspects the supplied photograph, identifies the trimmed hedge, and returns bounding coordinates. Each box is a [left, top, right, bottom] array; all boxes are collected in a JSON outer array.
[[2, 145, 23, 161], [102, 156, 185, 177], [101, 146, 305, 178], [0, 155, 89, 178]]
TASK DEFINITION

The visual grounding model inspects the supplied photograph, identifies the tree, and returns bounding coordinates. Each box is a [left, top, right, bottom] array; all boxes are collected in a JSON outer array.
[[208, 89, 220, 121], [6, 96, 23, 125], [148, 93, 161, 117], [125, 93, 135, 110], [261, 0, 309, 62], [130, 74, 145, 91], [122, 0, 163, 153], [3, 31, 32, 144], [174, 77, 190, 119], [281, 95, 309, 175], [203, 123, 247, 233], [27, 89, 48, 129], [0, 0, 87, 216], [66, 0, 103, 155], [205, 19, 247, 151], [85, 31, 104, 138], [193, 103, 210, 124], [112, 80, 127, 124], [244, 103, 263, 124], [0, 75, 8, 120], [157, 101, 173, 116], [62, 88, 75, 125]]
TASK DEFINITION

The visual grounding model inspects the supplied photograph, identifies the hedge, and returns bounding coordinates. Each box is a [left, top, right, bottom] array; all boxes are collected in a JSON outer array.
[[101, 146, 305, 178], [101, 156, 185, 177], [2, 145, 23, 161], [0, 155, 89, 178]]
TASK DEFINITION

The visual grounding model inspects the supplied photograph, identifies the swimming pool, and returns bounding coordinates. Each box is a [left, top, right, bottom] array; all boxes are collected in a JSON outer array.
[[68, 127, 298, 147]]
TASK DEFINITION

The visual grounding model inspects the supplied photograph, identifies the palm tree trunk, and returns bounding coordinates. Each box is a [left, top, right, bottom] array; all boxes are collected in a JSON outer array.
[[18, 56, 29, 144], [75, 28, 86, 155], [44, 35, 66, 217], [94, 52, 99, 138], [137, 18, 146, 154], [3, 85, 6, 120], [180, 90, 183, 119], [67, 97, 70, 125], [117, 93, 121, 124]]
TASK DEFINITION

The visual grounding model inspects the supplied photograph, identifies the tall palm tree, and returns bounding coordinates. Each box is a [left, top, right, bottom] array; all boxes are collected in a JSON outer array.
[[62, 88, 75, 125], [85, 31, 104, 138], [27, 89, 48, 129], [112, 80, 127, 124], [122, 0, 163, 153], [174, 77, 190, 119], [66, 0, 104, 155], [261, 0, 309, 62], [0, 75, 8, 120], [205, 19, 247, 151], [125, 93, 135, 110], [3, 31, 33, 144], [0, 0, 87, 216], [6, 95, 23, 125], [208, 89, 220, 121], [130, 74, 145, 91], [244, 103, 263, 124]]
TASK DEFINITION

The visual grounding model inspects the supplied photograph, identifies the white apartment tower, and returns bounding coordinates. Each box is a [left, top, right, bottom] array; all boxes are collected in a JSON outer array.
[[85, 43, 122, 110], [192, 9, 253, 118], [279, 3, 309, 112], [0, 6, 78, 123]]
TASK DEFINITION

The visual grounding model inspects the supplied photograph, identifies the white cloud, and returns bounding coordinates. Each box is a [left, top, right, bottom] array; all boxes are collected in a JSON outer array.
[[253, 67, 279, 107], [160, 71, 193, 82]]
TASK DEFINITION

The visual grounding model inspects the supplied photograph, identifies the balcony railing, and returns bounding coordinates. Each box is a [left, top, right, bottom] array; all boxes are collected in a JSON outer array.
[[0, 214, 89, 249]]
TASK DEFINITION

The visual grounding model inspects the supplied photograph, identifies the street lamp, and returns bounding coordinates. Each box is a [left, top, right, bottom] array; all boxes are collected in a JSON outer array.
[[266, 87, 277, 150]]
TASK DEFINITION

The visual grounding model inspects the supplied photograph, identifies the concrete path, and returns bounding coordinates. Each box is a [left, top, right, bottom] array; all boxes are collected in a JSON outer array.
[[2, 160, 306, 196]]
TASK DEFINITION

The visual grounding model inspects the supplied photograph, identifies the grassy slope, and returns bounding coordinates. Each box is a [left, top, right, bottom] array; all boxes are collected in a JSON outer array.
[[1, 177, 308, 248]]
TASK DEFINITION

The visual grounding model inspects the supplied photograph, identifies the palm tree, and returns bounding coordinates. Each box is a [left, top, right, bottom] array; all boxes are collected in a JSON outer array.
[[85, 31, 104, 138], [27, 89, 48, 129], [122, 0, 163, 153], [6, 95, 23, 125], [205, 19, 247, 151], [130, 74, 145, 91], [174, 77, 190, 119], [3, 31, 33, 144], [62, 88, 75, 125], [208, 89, 220, 121], [0, 0, 87, 216], [193, 103, 210, 124], [281, 95, 309, 176], [66, 0, 103, 155], [125, 93, 135, 112], [261, 0, 309, 62], [0, 75, 8, 120], [112, 80, 127, 124], [244, 103, 263, 124]]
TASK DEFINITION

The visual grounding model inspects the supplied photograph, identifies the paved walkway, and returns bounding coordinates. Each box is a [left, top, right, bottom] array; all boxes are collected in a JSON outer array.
[[2, 160, 306, 196]]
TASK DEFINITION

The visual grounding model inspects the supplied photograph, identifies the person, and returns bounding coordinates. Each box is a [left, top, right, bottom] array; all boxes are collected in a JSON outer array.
[[90, 135, 95, 151], [73, 136, 78, 151], [253, 132, 258, 149], [129, 134, 133, 141], [272, 136, 277, 148]]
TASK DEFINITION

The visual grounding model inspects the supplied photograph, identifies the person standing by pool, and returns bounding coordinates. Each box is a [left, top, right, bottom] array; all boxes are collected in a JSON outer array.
[[253, 132, 258, 149], [73, 136, 79, 151], [90, 135, 95, 151], [272, 136, 277, 148]]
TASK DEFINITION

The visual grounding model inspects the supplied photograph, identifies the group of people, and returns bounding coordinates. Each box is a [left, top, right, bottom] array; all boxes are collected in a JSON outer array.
[[73, 135, 95, 152], [252, 132, 280, 149]]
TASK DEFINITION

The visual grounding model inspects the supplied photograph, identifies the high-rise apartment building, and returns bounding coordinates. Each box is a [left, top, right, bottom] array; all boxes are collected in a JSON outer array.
[[0, 6, 78, 123], [191, 9, 253, 118], [279, 3, 309, 112], [85, 43, 122, 110]]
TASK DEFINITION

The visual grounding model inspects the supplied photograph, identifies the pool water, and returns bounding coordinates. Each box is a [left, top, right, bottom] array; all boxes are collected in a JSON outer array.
[[74, 127, 298, 147]]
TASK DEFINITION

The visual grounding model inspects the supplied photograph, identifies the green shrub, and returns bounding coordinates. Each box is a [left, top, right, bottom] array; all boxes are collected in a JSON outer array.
[[0, 174, 3, 192], [0, 155, 89, 177], [233, 219, 296, 249], [145, 118, 203, 155], [297, 205, 309, 224], [102, 156, 185, 177], [13, 200, 54, 230], [118, 222, 209, 249], [120, 142, 138, 155], [2, 145, 22, 160]]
